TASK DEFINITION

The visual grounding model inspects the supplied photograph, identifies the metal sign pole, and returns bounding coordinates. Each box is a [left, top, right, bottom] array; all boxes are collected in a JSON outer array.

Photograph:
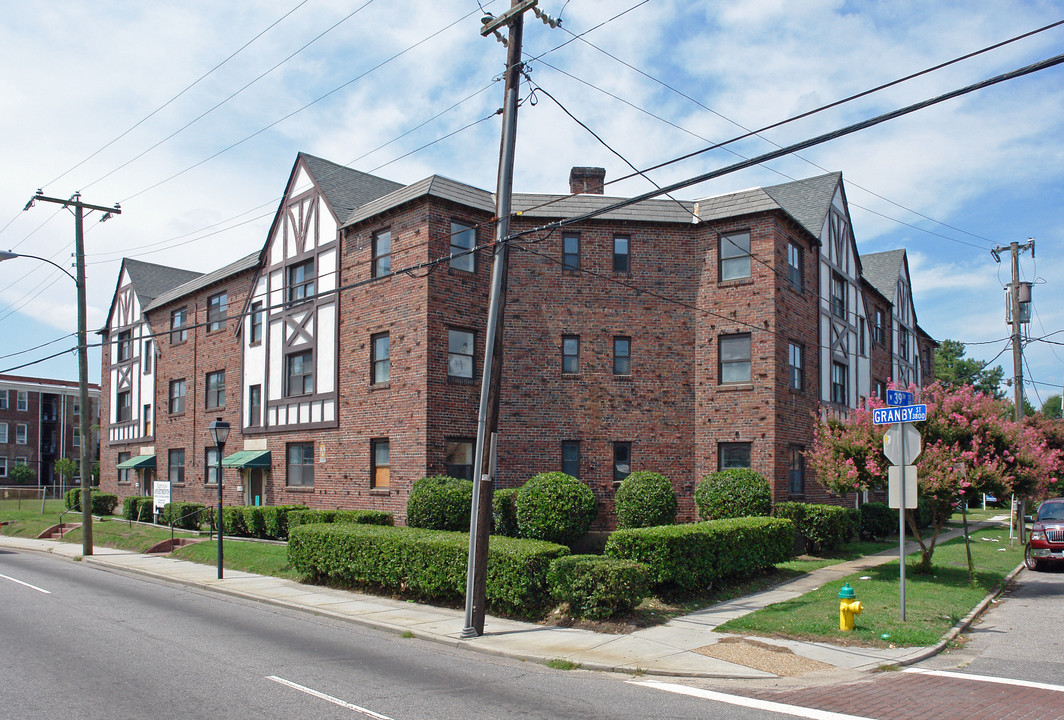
[[899, 425, 906, 621]]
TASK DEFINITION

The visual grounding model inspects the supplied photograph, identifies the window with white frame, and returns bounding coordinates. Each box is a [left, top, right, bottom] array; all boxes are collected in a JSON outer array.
[[613, 336, 631, 376], [0, 390, 7, 410], [73, 426, 80, 447], [0, 457, 6, 478], [719, 333, 751, 384], [169, 379, 186, 414], [445, 439, 474, 481], [205, 447, 219, 485], [719, 231, 751, 281], [562, 335, 579, 374], [17, 391, 28, 411], [0, 423, 6, 443], [15, 423, 28, 445]]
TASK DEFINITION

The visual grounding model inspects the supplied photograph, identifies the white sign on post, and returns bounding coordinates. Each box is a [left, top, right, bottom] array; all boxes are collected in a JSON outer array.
[[888, 465, 918, 509], [883, 423, 922, 466], [153, 481, 171, 512]]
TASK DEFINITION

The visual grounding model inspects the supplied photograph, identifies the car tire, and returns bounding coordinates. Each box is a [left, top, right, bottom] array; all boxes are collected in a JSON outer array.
[[1024, 543, 1043, 571]]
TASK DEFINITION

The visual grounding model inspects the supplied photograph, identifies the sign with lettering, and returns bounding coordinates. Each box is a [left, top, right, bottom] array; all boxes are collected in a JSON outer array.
[[886, 389, 914, 406], [872, 405, 927, 425]]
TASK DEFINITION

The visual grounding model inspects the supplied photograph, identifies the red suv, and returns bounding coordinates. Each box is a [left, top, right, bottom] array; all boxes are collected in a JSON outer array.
[[1026, 498, 1064, 571]]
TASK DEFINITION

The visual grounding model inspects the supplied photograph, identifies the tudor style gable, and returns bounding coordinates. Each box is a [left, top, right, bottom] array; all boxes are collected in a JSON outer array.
[[243, 158, 341, 432], [105, 267, 154, 443]]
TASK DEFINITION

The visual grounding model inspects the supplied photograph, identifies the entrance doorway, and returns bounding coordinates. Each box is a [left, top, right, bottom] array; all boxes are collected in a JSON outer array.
[[246, 469, 265, 506]]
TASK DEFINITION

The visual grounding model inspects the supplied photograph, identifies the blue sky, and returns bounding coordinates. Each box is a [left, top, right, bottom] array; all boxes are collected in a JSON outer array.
[[1, 0, 1062, 406]]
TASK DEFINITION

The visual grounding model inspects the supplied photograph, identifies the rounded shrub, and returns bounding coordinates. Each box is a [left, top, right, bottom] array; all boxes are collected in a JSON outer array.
[[492, 487, 519, 537], [514, 471, 597, 545], [547, 555, 650, 620], [695, 468, 772, 520], [406, 475, 473, 531], [614, 471, 677, 529]]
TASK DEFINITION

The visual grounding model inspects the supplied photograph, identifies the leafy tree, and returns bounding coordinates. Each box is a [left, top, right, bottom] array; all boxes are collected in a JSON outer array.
[[54, 457, 78, 492], [1041, 395, 1062, 419], [810, 381, 1062, 571], [933, 339, 1005, 399], [9, 462, 36, 485]]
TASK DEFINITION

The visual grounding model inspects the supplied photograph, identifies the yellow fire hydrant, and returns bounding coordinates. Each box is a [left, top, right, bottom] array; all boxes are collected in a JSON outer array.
[[838, 583, 862, 631]]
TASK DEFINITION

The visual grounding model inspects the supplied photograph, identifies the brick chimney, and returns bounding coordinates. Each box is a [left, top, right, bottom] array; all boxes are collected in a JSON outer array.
[[569, 166, 605, 194]]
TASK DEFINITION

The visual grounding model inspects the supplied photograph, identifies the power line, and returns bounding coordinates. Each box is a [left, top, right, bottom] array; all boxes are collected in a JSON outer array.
[[555, 17, 1064, 248], [43, 0, 313, 191], [83, 0, 380, 192], [118, 5, 486, 205], [507, 52, 1064, 243]]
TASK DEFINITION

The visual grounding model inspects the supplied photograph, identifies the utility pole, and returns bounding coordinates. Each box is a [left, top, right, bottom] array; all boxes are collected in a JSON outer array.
[[992, 237, 1034, 543], [462, 0, 559, 639], [24, 191, 121, 556]]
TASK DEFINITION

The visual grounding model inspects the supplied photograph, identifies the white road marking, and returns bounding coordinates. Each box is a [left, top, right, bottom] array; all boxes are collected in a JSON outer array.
[[629, 679, 877, 720], [267, 676, 396, 719], [904, 667, 1064, 693], [0, 573, 51, 594]]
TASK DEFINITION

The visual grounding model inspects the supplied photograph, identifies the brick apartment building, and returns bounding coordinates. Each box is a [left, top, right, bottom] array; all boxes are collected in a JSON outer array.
[[98, 154, 935, 526], [0, 374, 100, 488]]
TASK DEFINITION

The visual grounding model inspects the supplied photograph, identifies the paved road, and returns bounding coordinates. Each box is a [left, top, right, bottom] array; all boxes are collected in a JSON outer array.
[[692, 564, 1064, 720], [0, 548, 888, 720]]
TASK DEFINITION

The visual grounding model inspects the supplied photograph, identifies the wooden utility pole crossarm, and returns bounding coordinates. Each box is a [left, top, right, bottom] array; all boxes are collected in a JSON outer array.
[[25, 191, 121, 556]]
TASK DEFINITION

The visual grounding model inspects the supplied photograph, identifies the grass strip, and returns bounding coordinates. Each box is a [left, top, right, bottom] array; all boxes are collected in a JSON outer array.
[[716, 526, 1021, 646]]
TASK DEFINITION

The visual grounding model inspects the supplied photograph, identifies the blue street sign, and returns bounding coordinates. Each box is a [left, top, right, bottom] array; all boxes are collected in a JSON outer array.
[[872, 404, 927, 425], [886, 389, 914, 407]]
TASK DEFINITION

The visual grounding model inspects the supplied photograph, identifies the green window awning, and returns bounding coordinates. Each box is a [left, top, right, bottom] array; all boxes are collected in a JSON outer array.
[[117, 454, 156, 469], [221, 450, 272, 469]]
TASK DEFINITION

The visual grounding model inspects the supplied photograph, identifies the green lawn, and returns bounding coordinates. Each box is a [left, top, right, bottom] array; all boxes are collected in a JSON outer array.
[[172, 538, 302, 580], [716, 526, 1021, 646]]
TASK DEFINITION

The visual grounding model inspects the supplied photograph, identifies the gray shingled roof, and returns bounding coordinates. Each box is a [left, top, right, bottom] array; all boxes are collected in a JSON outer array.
[[344, 175, 494, 227], [299, 153, 404, 223], [144, 252, 259, 312], [694, 187, 781, 223], [761, 172, 842, 239], [344, 175, 697, 228], [860, 249, 906, 303], [123, 258, 203, 308]]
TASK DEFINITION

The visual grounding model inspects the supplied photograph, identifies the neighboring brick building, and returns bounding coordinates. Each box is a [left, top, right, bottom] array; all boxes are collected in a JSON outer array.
[[98, 153, 936, 526], [0, 374, 100, 489]]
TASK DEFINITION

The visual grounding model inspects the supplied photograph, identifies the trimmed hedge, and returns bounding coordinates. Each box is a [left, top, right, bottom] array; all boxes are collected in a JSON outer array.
[[614, 471, 677, 529], [214, 505, 308, 540], [492, 488, 519, 537], [515, 472, 597, 545], [694, 468, 772, 520], [772, 502, 858, 554], [64, 489, 118, 516], [161, 502, 206, 530], [406, 476, 472, 531], [123, 495, 155, 522], [604, 516, 794, 593], [547, 555, 650, 620], [288, 523, 568, 616], [288, 509, 393, 528], [859, 502, 893, 541]]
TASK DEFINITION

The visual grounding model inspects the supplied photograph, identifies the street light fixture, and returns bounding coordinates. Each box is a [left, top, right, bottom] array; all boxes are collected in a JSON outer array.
[[208, 418, 230, 580]]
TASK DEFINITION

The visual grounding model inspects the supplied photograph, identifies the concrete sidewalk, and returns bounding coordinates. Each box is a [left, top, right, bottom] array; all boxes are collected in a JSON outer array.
[[0, 520, 1015, 679]]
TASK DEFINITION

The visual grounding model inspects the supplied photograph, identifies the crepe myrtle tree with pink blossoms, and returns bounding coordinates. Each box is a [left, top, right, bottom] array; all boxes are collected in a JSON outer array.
[[809, 381, 1062, 572]]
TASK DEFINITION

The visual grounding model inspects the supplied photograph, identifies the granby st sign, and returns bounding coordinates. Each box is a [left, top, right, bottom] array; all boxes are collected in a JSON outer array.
[[872, 404, 927, 425]]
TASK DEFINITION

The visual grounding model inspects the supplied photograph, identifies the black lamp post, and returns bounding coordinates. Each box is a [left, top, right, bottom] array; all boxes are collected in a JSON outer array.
[[208, 418, 230, 579]]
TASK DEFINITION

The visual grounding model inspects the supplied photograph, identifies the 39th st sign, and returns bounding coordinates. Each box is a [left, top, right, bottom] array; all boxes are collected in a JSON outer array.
[[872, 404, 927, 425]]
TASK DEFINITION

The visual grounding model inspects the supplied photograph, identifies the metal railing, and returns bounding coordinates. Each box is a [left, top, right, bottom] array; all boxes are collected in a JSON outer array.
[[169, 506, 207, 548]]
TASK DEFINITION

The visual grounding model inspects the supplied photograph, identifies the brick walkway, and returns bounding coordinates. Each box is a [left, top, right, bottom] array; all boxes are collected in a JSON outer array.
[[741, 671, 1064, 720]]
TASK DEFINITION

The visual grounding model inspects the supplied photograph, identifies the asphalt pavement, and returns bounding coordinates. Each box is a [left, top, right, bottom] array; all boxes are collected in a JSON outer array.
[[0, 519, 1019, 679]]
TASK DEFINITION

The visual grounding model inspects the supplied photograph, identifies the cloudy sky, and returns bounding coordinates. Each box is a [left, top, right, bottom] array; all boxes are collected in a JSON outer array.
[[1, 0, 1062, 406]]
